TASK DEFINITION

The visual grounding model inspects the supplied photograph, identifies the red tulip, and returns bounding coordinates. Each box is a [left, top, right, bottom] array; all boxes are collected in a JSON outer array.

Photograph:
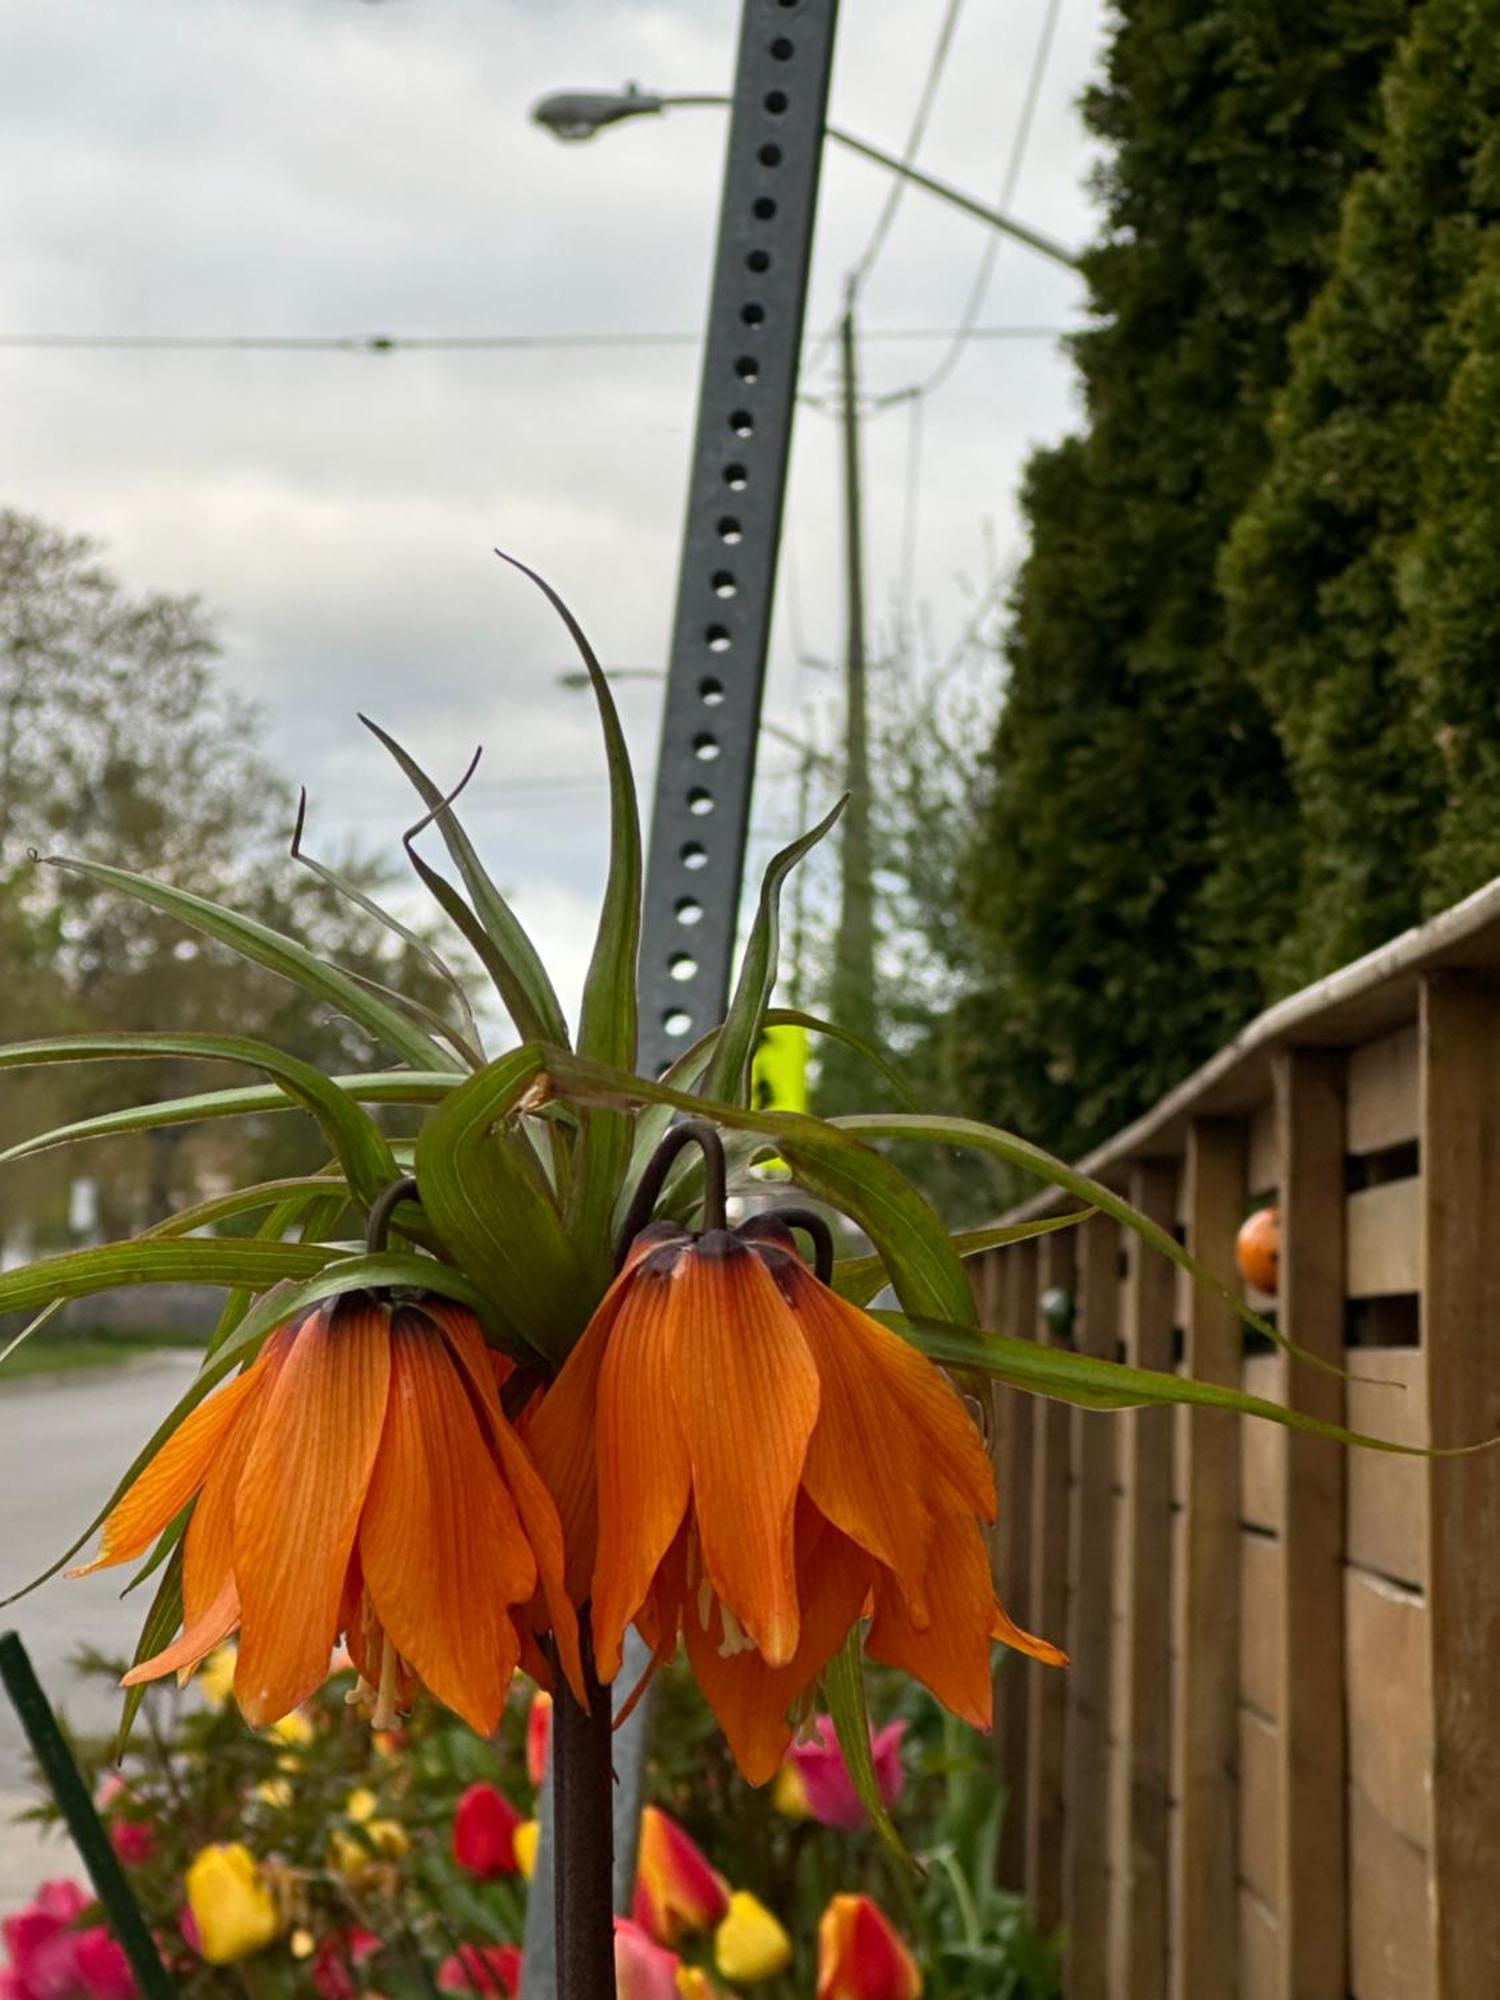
[[452, 1783, 524, 1879], [818, 1894, 921, 2000], [109, 1821, 157, 1868], [310, 1928, 382, 2000], [526, 1689, 552, 1788], [632, 1806, 730, 1945], [436, 1942, 523, 1995]]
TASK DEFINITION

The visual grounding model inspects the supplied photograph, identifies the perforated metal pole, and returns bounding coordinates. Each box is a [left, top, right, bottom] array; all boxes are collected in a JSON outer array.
[[637, 0, 841, 1077]]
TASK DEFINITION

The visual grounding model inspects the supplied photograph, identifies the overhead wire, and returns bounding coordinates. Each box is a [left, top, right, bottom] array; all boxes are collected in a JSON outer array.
[[0, 324, 1070, 355]]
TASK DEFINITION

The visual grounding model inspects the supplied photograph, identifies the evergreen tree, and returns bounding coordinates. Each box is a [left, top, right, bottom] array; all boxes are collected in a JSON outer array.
[[960, 0, 1405, 1159], [1220, 0, 1500, 982]]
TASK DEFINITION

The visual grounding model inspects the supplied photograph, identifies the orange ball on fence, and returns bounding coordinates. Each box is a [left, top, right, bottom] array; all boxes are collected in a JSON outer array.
[[1235, 1205, 1280, 1295]]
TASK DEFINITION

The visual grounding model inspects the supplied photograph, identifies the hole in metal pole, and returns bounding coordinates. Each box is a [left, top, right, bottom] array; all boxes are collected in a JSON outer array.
[[717, 516, 743, 544], [663, 1009, 693, 1038], [741, 301, 766, 326], [710, 574, 737, 599], [669, 954, 699, 982], [704, 629, 731, 656], [746, 249, 771, 274], [753, 196, 777, 221], [675, 897, 705, 925], [770, 36, 795, 59], [758, 144, 783, 167], [688, 788, 715, 816], [764, 90, 788, 114], [681, 843, 708, 870], [694, 732, 722, 759], [735, 356, 761, 383], [723, 463, 749, 490], [728, 410, 754, 438]]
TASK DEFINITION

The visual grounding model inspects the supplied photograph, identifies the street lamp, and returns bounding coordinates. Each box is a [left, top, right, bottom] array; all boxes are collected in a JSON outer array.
[[532, 86, 1081, 271]]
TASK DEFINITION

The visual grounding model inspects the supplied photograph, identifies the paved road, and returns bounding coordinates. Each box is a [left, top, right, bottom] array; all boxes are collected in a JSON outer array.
[[0, 1354, 199, 1908]]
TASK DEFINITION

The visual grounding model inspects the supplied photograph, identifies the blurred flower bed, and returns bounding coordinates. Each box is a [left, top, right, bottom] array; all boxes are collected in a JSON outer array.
[[3, 1649, 1059, 1998]]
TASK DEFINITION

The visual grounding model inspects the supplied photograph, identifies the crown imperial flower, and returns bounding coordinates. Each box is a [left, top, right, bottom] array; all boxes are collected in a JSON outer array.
[[72, 1294, 580, 1736], [530, 1125, 1063, 1782]]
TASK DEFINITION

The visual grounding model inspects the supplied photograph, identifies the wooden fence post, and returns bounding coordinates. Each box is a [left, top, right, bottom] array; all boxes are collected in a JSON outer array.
[[1421, 973, 1500, 1991], [1026, 1223, 1077, 1931], [992, 1238, 1039, 1887], [1173, 1118, 1247, 2000], [1113, 1160, 1177, 1999], [1065, 1213, 1120, 2000], [1273, 1049, 1347, 2000]]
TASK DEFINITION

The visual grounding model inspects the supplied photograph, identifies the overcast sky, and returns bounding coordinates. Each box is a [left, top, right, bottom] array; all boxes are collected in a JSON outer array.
[[1, 0, 1107, 1023]]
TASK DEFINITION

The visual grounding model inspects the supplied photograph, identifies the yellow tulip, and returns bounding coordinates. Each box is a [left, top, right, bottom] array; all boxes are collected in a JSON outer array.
[[269, 1709, 312, 1748], [677, 1969, 717, 1998], [772, 1760, 811, 1820], [290, 1928, 316, 1960], [196, 1645, 237, 1709], [254, 1778, 292, 1811], [715, 1892, 792, 1983], [345, 1787, 378, 1825], [514, 1818, 540, 1883], [367, 1817, 408, 1859], [185, 1843, 280, 1964]]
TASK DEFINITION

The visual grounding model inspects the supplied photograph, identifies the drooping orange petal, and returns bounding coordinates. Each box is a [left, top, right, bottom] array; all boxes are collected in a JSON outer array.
[[71, 1353, 271, 1576], [525, 1286, 628, 1604], [591, 1264, 692, 1681], [122, 1575, 239, 1688], [181, 1328, 293, 1632], [232, 1302, 391, 1727], [434, 1306, 585, 1706], [358, 1313, 533, 1735], [993, 1594, 1068, 1667], [866, 1515, 1055, 1729], [685, 1502, 871, 1785], [669, 1237, 819, 1669], [783, 1255, 996, 1539]]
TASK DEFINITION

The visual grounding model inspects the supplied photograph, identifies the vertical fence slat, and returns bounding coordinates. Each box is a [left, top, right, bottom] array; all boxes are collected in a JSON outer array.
[[1065, 1213, 1120, 2000], [1421, 973, 1500, 1992], [1113, 1160, 1177, 1999], [1026, 1224, 1076, 1930], [1273, 1049, 1347, 2000], [992, 1237, 1039, 1887], [1173, 1117, 1247, 2000]]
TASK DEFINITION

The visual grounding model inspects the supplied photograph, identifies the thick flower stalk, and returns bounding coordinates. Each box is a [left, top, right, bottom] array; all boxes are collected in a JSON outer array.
[[529, 1121, 1063, 1784], [73, 1284, 579, 1736]]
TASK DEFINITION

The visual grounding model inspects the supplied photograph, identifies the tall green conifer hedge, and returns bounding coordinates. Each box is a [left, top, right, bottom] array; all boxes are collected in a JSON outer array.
[[959, 0, 1404, 1160]]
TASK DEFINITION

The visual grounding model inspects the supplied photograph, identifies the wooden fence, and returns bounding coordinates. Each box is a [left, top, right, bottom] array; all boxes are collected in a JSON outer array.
[[974, 878, 1500, 1999]]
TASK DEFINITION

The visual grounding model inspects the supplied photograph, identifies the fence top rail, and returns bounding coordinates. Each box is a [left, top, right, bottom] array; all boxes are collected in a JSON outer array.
[[999, 871, 1500, 1218]]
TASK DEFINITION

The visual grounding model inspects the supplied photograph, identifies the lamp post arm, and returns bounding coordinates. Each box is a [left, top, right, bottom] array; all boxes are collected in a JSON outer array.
[[647, 96, 1080, 270]]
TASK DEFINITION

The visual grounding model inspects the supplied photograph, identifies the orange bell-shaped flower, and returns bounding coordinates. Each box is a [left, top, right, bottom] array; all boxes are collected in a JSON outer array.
[[73, 1290, 580, 1735], [528, 1121, 1063, 1784]]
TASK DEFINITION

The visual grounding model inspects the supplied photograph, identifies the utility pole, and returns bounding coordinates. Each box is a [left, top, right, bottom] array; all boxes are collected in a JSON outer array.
[[823, 291, 878, 1105]]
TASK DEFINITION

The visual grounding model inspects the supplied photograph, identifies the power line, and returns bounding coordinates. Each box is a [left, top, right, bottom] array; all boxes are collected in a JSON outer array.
[[845, 0, 970, 299], [889, 0, 1067, 405], [0, 324, 1071, 356]]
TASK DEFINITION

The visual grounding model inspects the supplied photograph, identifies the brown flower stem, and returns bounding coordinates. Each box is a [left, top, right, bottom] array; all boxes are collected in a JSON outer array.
[[365, 1174, 420, 1254], [552, 1625, 617, 1998], [614, 1117, 726, 1264]]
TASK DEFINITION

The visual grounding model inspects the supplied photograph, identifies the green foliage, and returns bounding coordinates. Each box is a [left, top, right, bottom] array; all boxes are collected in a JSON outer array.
[[1220, 0, 1500, 982], [958, 0, 1405, 1160]]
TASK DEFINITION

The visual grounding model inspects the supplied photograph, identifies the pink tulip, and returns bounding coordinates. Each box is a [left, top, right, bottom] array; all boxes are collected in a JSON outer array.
[[785, 1717, 907, 1831], [1, 1881, 138, 1999], [613, 1917, 682, 2000]]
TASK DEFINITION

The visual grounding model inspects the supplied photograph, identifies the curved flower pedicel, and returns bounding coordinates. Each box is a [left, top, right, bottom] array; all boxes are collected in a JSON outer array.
[[528, 1122, 1064, 1784], [72, 1280, 580, 1736]]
